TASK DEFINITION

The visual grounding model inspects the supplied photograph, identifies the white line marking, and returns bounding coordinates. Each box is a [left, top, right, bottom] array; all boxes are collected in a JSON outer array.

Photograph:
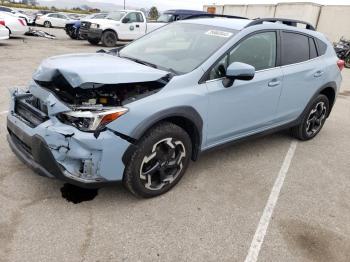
[[0, 110, 8, 115], [244, 140, 298, 262]]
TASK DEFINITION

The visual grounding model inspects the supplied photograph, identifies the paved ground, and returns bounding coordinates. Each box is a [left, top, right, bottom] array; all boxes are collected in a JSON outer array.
[[1, 27, 350, 262]]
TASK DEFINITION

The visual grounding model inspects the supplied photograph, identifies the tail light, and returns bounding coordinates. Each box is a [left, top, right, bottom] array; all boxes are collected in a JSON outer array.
[[337, 60, 345, 71], [0, 20, 5, 26], [18, 19, 26, 26]]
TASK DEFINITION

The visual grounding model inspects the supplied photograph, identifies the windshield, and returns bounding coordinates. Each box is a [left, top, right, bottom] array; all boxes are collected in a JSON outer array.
[[106, 11, 126, 21], [119, 23, 236, 74], [157, 14, 175, 22]]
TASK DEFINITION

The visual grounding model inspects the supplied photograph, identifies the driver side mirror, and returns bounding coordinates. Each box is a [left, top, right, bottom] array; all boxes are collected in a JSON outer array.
[[122, 17, 130, 23], [223, 62, 255, 88]]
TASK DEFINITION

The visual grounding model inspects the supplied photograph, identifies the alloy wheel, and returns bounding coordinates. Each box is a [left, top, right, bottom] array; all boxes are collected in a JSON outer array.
[[305, 101, 327, 136], [139, 138, 186, 191]]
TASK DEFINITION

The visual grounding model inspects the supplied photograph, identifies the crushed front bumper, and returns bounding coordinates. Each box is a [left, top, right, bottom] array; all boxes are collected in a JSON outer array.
[[7, 88, 131, 188]]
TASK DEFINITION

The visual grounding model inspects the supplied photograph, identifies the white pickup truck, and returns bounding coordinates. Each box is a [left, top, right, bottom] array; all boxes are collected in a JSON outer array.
[[80, 10, 165, 47]]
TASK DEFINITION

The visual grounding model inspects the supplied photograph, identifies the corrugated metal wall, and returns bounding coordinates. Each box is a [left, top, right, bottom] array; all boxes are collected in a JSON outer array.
[[203, 2, 350, 42]]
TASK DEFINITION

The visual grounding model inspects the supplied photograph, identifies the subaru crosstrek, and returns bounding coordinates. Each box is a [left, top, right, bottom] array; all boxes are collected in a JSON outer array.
[[7, 17, 344, 197]]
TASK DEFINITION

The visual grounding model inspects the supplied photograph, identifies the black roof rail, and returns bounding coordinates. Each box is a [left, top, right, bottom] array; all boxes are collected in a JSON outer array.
[[244, 18, 316, 31], [183, 13, 249, 20]]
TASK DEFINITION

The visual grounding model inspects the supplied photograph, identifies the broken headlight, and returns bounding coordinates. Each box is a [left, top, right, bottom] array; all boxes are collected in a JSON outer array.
[[58, 107, 128, 132]]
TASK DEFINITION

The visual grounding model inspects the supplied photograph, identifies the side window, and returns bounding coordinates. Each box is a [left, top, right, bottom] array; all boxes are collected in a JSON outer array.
[[136, 13, 144, 22], [49, 14, 57, 18], [309, 37, 318, 59], [125, 12, 138, 23], [282, 32, 309, 65], [209, 32, 277, 80]]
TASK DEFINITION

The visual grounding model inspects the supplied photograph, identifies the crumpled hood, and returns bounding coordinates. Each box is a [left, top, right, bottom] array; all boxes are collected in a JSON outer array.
[[32, 53, 168, 88]]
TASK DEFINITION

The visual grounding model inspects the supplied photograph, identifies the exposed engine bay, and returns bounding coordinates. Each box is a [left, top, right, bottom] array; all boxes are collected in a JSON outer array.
[[35, 73, 171, 107]]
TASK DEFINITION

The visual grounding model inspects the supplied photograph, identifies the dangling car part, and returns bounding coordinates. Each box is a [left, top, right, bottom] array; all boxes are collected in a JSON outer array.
[[25, 28, 56, 39]]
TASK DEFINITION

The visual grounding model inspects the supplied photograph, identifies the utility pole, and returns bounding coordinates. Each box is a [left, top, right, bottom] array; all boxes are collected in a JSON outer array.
[[124, 0, 125, 9]]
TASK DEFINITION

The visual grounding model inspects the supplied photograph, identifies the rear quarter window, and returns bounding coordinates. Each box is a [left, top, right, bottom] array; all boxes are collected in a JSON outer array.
[[315, 38, 328, 55]]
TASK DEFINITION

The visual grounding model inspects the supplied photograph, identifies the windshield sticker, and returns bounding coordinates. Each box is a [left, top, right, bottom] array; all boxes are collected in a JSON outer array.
[[205, 30, 233, 38]]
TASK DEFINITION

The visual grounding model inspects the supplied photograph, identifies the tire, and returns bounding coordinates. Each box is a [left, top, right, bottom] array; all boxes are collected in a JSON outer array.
[[290, 94, 329, 141], [345, 56, 350, 69], [87, 38, 100, 45], [123, 122, 192, 198], [68, 30, 76, 39], [101, 30, 118, 47], [44, 21, 51, 28]]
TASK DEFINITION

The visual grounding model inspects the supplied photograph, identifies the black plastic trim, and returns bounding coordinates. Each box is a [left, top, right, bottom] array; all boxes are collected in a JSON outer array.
[[122, 106, 203, 164]]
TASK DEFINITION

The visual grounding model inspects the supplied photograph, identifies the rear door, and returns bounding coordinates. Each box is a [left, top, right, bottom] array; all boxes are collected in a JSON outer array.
[[276, 31, 327, 122]]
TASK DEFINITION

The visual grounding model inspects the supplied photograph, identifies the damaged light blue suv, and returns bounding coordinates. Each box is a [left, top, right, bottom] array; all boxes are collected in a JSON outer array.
[[7, 17, 343, 197]]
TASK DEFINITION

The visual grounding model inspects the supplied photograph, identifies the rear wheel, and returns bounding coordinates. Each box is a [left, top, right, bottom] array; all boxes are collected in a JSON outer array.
[[345, 56, 350, 68], [123, 122, 192, 198], [44, 21, 51, 28], [101, 30, 118, 47], [87, 38, 100, 45], [290, 94, 329, 141]]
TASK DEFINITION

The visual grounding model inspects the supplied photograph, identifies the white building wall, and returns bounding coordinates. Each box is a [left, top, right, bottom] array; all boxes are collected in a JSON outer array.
[[203, 2, 350, 42]]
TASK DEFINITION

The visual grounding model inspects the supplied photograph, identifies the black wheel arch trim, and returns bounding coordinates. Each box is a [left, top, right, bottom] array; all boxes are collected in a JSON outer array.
[[312, 81, 337, 116], [122, 106, 203, 165]]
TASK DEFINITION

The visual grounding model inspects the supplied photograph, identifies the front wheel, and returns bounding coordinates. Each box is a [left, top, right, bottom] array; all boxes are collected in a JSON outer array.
[[101, 30, 118, 47], [123, 122, 192, 198], [345, 56, 350, 68], [290, 94, 329, 141]]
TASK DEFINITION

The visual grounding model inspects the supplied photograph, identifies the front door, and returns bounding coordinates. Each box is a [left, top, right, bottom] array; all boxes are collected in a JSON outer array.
[[205, 31, 283, 147], [119, 12, 145, 40]]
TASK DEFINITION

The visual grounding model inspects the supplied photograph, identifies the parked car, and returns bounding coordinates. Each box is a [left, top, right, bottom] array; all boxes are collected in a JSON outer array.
[[334, 37, 350, 68], [0, 6, 34, 25], [35, 13, 75, 28], [33, 10, 53, 24], [7, 17, 343, 198], [80, 10, 165, 47], [157, 9, 208, 22], [0, 22, 9, 40], [65, 13, 108, 40], [0, 11, 28, 36]]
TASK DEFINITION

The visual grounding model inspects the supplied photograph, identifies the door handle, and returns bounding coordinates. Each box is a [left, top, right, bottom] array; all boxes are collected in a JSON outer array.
[[136, 24, 140, 28], [268, 79, 281, 87], [314, 71, 324, 78]]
